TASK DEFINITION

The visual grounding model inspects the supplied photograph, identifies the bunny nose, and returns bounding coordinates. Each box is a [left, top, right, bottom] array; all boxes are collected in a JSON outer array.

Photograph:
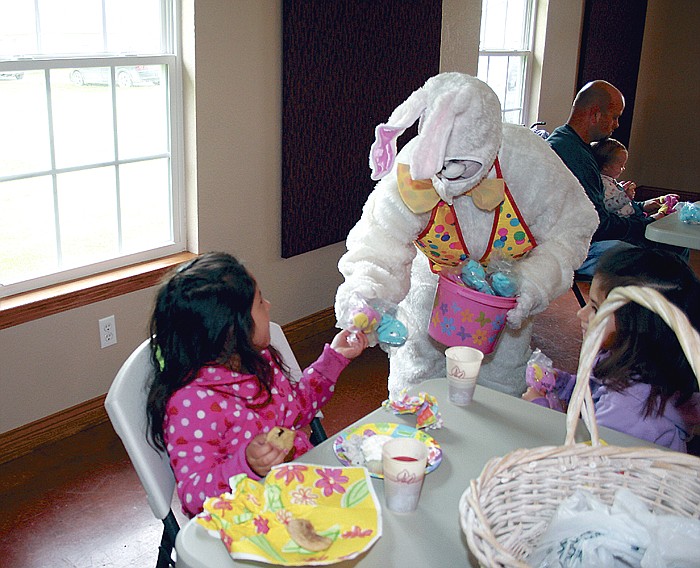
[[439, 160, 482, 181], [442, 161, 466, 179]]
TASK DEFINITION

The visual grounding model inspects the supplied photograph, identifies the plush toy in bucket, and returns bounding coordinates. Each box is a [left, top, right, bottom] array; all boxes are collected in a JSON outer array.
[[428, 271, 516, 354]]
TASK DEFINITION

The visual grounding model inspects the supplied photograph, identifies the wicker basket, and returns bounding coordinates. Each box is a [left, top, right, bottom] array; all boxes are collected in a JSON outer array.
[[460, 285, 700, 567]]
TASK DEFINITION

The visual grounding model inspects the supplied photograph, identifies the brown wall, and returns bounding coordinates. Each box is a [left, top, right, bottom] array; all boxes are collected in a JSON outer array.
[[627, 0, 700, 195]]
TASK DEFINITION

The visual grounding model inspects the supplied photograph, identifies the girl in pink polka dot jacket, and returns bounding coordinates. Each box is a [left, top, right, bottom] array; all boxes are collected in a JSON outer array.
[[146, 252, 369, 517]]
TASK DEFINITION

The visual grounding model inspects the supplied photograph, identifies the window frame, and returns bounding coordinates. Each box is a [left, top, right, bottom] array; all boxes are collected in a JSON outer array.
[[477, 0, 537, 126], [0, 1, 187, 302], [0, 251, 195, 330]]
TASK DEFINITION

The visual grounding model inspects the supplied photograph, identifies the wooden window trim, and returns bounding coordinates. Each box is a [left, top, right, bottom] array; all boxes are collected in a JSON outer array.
[[0, 252, 196, 330]]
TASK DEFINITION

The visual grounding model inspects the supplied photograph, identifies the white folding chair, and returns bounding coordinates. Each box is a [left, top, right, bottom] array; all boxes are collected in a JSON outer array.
[[104, 323, 327, 567], [105, 338, 179, 568]]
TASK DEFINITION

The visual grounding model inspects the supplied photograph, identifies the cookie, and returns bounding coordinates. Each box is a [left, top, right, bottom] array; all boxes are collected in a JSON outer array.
[[286, 518, 332, 552], [266, 426, 296, 452]]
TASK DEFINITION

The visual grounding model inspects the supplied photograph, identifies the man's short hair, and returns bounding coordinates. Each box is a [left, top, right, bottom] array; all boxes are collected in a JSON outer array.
[[573, 81, 613, 112]]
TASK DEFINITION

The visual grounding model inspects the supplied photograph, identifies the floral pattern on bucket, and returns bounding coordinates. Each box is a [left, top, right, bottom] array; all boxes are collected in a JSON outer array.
[[428, 257, 519, 353]]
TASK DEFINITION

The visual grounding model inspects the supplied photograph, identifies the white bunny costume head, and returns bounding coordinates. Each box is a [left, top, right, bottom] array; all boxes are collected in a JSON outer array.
[[370, 72, 502, 204]]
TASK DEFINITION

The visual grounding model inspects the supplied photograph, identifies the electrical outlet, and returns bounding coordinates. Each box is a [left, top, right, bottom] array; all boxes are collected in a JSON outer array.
[[99, 315, 118, 348]]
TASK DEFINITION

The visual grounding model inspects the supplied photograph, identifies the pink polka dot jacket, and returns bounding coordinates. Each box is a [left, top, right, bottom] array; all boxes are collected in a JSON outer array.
[[164, 344, 350, 517]]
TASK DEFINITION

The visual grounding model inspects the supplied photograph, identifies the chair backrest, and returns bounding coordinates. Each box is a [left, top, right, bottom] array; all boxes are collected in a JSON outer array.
[[105, 338, 176, 521], [269, 321, 303, 382], [270, 322, 327, 444]]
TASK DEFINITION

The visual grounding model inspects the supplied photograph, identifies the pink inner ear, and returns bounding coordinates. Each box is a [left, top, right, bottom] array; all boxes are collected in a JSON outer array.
[[369, 125, 403, 180]]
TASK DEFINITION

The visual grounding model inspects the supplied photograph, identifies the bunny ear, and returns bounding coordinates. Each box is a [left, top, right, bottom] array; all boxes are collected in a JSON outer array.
[[409, 90, 458, 180], [369, 125, 403, 181], [368, 87, 428, 180]]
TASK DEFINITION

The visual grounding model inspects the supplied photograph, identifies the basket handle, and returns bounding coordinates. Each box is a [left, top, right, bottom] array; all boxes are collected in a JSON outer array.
[[565, 285, 700, 446]]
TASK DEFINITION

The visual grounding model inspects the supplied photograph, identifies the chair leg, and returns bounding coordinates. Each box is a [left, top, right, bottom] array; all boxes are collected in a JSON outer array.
[[156, 510, 180, 568], [310, 416, 328, 446], [571, 281, 587, 309]]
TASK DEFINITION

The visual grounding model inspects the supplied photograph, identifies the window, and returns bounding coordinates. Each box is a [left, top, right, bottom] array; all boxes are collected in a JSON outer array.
[[0, 0, 184, 298], [478, 0, 536, 125]]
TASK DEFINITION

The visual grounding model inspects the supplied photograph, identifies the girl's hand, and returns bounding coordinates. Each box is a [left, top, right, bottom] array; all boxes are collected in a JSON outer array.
[[246, 434, 288, 477], [330, 329, 369, 360], [522, 386, 545, 402]]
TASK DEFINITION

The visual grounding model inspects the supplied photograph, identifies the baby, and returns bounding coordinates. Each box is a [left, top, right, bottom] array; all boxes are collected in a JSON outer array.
[[591, 139, 674, 220]]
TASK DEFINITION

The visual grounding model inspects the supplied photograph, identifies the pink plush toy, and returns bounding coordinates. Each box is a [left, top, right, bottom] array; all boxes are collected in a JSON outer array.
[[658, 195, 679, 216]]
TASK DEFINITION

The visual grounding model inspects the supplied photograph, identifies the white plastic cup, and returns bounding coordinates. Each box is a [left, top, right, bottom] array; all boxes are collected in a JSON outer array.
[[447, 376, 478, 406], [381, 438, 428, 513], [445, 346, 484, 406]]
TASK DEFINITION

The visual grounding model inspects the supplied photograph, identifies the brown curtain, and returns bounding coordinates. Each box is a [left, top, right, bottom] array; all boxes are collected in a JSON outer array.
[[281, 0, 443, 258], [577, 0, 648, 147]]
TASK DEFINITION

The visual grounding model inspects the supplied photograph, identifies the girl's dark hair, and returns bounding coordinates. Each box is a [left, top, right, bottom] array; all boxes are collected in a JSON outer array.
[[591, 138, 626, 171], [146, 252, 284, 451], [593, 244, 700, 417]]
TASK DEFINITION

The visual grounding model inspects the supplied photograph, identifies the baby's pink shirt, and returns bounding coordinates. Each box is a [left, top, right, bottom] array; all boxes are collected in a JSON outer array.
[[164, 344, 349, 517]]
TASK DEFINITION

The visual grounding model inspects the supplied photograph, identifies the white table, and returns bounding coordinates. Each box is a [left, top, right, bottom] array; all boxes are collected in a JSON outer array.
[[645, 211, 700, 249], [175, 378, 654, 567]]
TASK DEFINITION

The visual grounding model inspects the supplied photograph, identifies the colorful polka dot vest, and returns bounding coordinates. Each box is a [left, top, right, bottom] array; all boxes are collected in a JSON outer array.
[[398, 159, 537, 272]]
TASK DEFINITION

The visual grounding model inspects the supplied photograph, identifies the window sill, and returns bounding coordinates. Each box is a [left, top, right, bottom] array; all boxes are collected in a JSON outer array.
[[0, 252, 196, 330]]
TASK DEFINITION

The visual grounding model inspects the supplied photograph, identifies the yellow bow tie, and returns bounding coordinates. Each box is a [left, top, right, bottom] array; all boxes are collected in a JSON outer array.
[[396, 163, 505, 213]]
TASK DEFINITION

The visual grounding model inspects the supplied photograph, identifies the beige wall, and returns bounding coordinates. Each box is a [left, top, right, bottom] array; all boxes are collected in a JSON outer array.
[[627, 0, 700, 194], [530, 0, 585, 128], [190, 2, 347, 319], [3, 0, 690, 436], [440, 0, 481, 74], [1, 289, 156, 429]]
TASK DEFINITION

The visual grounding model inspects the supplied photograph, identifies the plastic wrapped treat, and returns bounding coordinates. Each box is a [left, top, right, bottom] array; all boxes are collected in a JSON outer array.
[[382, 390, 443, 430], [339, 294, 408, 351], [526, 348, 565, 411], [678, 201, 700, 224], [460, 259, 495, 295], [485, 254, 519, 298]]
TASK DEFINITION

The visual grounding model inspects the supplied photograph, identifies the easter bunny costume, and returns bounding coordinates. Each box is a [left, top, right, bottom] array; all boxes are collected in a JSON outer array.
[[335, 73, 598, 399]]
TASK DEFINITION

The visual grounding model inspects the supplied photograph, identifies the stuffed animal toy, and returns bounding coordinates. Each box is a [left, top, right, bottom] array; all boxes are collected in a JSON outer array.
[[335, 73, 598, 399], [657, 194, 678, 216]]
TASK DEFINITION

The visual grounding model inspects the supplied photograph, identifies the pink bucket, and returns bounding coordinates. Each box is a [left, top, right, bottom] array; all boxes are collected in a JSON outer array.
[[428, 272, 517, 354]]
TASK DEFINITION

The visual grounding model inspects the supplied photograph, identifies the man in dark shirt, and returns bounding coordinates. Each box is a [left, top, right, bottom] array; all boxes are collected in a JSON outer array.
[[548, 80, 685, 275]]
